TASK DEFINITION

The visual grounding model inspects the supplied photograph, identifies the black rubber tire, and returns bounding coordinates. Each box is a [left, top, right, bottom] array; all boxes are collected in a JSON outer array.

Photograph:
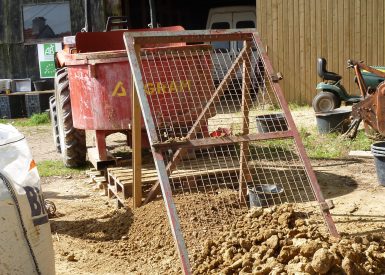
[[312, 91, 341, 113], [55, 68, 87, 167], [49, 95, 61, 153]]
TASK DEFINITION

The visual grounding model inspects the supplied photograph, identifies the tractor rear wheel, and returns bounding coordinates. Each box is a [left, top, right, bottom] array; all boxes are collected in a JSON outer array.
[[312, 91, 341, 113], [55, 68, 87, 167], [49, 95, 61, 153]]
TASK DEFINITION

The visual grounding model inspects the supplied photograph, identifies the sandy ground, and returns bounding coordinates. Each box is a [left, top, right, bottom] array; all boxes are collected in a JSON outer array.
[[14, 108, 385, 274]]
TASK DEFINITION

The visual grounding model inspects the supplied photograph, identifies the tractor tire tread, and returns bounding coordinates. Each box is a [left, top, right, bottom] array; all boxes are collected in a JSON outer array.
[[56, 68, 87, 168]]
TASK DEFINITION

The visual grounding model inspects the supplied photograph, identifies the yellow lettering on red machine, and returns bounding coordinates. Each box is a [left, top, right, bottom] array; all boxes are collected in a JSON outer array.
[[112, 81, 127, 97], [144, 80, 191, 95]]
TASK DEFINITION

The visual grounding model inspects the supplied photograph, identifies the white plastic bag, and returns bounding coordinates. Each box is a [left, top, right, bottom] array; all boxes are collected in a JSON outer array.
[[0, 124, 55, 275]]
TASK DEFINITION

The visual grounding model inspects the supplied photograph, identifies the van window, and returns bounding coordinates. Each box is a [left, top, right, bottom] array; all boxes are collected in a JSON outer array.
[[236, 21, 255, 28], [211, 22, 230, 52], [236, 21, 255, 50]]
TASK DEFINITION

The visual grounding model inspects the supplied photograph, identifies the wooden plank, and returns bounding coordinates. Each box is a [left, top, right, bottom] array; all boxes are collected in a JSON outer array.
[[302, 0, 310, 104], [377, 0, 385, 65], [271, 0, 278, 67], [331, 0, 337, 76], [277, 0, 283, 87], [343, 0, 350, 94], [6, 90, 54, 96], [239, 43, 252, 204], [337, 0, 343, 87], [372, 0, 378, 65], [354, 1, 361, 62], [258, 0, 266, 45], [348, 0, 356, 94], [94, 176, 107, 183], [326, 0, 333, 70], [298, 0, 305, 104], [287, 0, 294, 103], [132, 71, 142, 209], [118, 166, 240, 185], [310, 0, 317, 103], [281, 0, 288, 102], [348, 151, 373, 158], [367, 0, 373, 64], [111, 157, 240, 178], [294, 0, 300, 103]]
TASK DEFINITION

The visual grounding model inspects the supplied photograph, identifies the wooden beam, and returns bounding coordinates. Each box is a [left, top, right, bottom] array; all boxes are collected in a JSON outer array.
[[132, 70, 142, 209], [239, 43, 252, 204]]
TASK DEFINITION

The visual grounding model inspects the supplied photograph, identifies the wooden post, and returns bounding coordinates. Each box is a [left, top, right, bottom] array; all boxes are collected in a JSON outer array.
[[132, 72, 142, 208], [95, 130, 107, 161], [239, 42, 252, 204]]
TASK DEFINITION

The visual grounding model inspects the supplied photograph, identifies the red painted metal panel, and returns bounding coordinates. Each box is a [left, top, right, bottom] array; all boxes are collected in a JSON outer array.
[[68, 60, 132, 130], [68, 45, 213, 136], [76, 26, 186, 53]]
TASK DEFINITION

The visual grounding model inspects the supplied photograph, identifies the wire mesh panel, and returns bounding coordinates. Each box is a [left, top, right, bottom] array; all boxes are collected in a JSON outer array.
[[124, 30, 338, 274]]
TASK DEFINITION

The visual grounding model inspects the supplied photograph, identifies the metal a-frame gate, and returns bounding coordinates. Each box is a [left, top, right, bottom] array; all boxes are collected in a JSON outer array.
[[124, 30, 338, 274]]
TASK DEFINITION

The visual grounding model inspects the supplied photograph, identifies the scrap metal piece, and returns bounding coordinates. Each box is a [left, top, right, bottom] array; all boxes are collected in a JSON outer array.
[[351, 82, 385, 136]]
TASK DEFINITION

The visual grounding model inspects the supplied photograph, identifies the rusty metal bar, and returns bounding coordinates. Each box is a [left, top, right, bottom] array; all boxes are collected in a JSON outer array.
[[124, 35, 192, 274], [125, 29, 255, 44], [253, 33, 339, 237]]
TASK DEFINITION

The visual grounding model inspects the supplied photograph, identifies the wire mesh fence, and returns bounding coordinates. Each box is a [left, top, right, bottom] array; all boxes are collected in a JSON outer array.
[[124, 30, 337, 273]]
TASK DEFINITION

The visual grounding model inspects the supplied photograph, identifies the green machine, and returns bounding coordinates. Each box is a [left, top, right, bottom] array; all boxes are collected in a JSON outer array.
[[312, 58, 385, 113]]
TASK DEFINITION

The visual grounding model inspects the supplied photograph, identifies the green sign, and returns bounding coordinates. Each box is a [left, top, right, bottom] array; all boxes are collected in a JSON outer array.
[[44, 43, 56, 56], [39, 61, 56, 78], [38, 43, 62, 79]]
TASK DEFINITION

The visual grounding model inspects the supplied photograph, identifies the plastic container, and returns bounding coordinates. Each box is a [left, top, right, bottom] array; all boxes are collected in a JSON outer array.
[[255, 113, 288, 133], [33, 80, 48, 91], [11, 78, 32, 92], [315, 109, 351, 134], [371, 142, 385, 186], [0, 124, 55, 275], [248, 184, 284, 207]]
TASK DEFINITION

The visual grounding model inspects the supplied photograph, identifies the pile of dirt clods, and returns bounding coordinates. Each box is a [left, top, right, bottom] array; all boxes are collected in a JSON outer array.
[[193, 204, 385, 274]]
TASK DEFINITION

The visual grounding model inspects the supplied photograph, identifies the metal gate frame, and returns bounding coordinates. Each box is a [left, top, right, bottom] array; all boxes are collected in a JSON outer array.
[[124, 29, 338, 274]]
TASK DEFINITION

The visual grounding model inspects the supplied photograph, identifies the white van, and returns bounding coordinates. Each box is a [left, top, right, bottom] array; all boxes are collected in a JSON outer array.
[[206, 6, 259, 101], [207, 6, 256, 54]]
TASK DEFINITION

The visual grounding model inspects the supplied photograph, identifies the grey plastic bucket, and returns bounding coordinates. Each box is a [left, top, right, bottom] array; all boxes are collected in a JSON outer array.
[[315, 110, 351, 134], [256, 113, 288, 133], [371, 142, 385, 186], [248, 184, 284, 208]]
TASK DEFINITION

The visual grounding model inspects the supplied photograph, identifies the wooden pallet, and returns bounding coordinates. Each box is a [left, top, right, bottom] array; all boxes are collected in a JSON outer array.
[[107, 156, 240, 208], [86, 168, 108, 195]]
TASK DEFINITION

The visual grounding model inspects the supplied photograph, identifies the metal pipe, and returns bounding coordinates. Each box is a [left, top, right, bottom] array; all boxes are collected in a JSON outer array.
[[148, 0, 157, 28], [83, 0, 92, 32]]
